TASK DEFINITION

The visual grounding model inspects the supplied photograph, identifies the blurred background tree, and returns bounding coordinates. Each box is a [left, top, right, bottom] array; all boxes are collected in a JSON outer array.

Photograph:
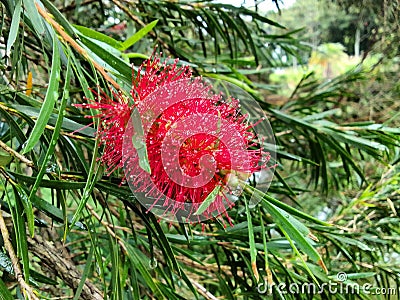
[[0, 0, 399, 299]]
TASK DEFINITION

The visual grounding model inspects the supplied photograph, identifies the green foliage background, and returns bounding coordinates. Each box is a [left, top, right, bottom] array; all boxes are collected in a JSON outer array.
[[0, 0, 399, 299]]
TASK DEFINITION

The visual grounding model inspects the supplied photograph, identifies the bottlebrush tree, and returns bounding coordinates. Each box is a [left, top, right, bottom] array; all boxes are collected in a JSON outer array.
[[0, 0, 398, 299]]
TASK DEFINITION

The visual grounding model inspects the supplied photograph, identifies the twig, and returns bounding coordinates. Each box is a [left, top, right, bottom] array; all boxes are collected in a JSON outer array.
[[44, 124, 95, 141], [110, 0, 172, 53], [0, 139, 35, 167], [191, 280, 219, 300], [35, 2, 121, 90], [86, 203, 128, 252], [59, 0, 98, 12], [0, 206, 39, 300], [0, 101, 94, 142]]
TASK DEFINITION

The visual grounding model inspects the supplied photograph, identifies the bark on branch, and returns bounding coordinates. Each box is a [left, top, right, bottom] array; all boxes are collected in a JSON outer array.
[[27, 235, 103, 300]]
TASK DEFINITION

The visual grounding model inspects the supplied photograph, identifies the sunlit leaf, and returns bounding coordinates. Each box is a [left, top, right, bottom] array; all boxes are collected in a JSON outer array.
[[22, 33, 61, 154]]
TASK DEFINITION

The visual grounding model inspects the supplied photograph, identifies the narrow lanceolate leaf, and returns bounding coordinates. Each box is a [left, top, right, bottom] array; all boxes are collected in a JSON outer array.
[[126, 243, 163, 297], [29, 59, 71, 200], [131, 108, 151, 173], [67, 139, 100, 235], [6, 0, 22, 56], [22, 33, 61, 154], [245, 196, 259, 282], [40, 0, 77, 38], [149, 214, 181, 275], [119, 20, 158, 51], [259, 208, 273, 292], [74, 25, 122, 49], [262, 199, 327, 273], [245, 184, 331, 226], [6, 183, 31, 280], [66, 79, 101, 233], [14, 184, 35, 237], [73, 245, 94, 300], [194, 185, 221, 216], [77, 35, 131, 79], [23, 0, 45, 35], [0, 278, 13, 300]]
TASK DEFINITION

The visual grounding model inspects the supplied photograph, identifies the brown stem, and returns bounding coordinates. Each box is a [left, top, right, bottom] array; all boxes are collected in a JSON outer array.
[[0, 206, 39, 300], [58, 0, 99, 12], [35, 2, 121, 90], [86, 204, 128, 252], [0, 139, 35, 167], [191, 280, 219, 300]]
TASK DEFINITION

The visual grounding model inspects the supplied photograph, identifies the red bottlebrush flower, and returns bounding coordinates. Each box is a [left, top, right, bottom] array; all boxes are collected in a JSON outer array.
[[78, 53, 270, 224], [77, 55, 192, 173], [78, 89, 131, 173]]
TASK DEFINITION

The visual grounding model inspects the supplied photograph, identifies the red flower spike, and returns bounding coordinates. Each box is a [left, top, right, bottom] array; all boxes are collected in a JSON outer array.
[[78, 53, 271, 224]]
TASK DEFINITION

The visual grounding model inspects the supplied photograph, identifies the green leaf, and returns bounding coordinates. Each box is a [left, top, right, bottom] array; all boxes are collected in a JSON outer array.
[[40, 0, 77, 38], [0, 278, 13, 300], [326, 233, 372, 251], [67, 137, 100, 234], [0, 106, 27, 143], [30, 269, 58, 285], [74, 25, 122, 49], [14, 188, 30, 280], [245, 185, 331, 226], [8, 104, 95, 137], [6, 0, 21, 56], [203, 73, 258, 95], [129, 267, 140, 300], [303, 109, 341, 121], [14, 184, 35, 237], [22, 33, 61, 153], [179, 269, 200, 299], [245, 195, 259, 281], [259, 208, 270, 279], [124, 52, 149, 60], [131, 108, 151, 173], [149, 214, 181, 274], [262, 199, 325, 269], [23, 0, 45, 35], [1, 181, 28, 282], [237, 16, 259, 65], [73, 245, 95, 300], [78, 35, 132, 80], [215, 4, 286, 29], [9, 171, 86, 189], [29, 59, 72, 200], [29, 192, 86, 229], [68, 48, 95, 100], [126, 243, 163, 297], [194, 185, 221, 216], [109, 238, 123, 299], [120, 20, 158, 51]]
